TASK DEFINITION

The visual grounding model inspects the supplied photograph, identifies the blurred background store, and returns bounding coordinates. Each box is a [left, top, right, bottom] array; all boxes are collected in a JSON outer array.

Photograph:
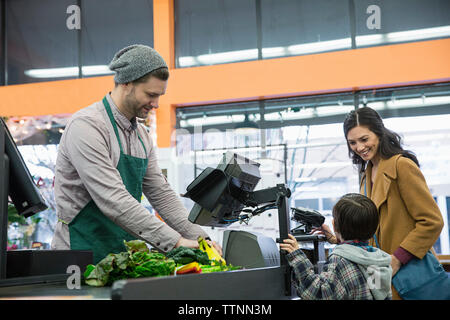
[[1, 0, 449, 256]]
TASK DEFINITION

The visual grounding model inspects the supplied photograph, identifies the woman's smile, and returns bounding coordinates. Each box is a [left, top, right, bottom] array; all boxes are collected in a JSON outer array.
[[346, 125, 380, 163], [359, 148, 371, 159]]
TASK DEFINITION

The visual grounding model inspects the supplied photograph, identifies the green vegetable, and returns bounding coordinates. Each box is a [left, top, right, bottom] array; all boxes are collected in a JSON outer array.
[[83, 240, 175, 287], [166, 246, 210, 265], [199, 265, 222, 273], [135, 259, 176, 277], [124, 240, 149, 254], [131, 251, 166, 265], [83, 240, 243, 287], [84, 254, 115, 287], [200, 262, 243, 273]]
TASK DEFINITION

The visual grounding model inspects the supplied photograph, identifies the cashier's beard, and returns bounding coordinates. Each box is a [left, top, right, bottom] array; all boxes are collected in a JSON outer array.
[[124, 86, 152, 119]]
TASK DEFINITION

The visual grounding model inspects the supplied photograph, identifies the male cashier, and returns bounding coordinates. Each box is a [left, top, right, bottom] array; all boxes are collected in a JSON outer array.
[[51, 44, 221, 263]]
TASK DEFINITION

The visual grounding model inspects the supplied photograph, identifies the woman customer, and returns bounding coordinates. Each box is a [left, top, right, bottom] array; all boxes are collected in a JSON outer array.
[[340, 106, 444, 300]]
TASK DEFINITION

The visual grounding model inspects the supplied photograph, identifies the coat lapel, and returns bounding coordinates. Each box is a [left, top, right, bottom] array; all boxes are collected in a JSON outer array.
[[366, 155, 401, 210]]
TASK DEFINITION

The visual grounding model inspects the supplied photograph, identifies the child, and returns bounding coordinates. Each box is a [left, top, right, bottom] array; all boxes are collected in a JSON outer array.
[[280, 193, 392, 300]]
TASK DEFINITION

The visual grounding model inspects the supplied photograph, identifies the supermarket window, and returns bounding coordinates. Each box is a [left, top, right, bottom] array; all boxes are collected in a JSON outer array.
[[6, 0, 79, 84], [175, 0, 258, 67], [432, 196, 450, 254], [354, 0, 450, 48], [4, 0, 153, 84], [433, 197, 442, 253], [322, 197, 340, 211], [295, 199, 319, 211], [260, 0, 352, 59], [447, 197, 450, 237], [0, 0, 4, 86], [444, 196, 450, 254], [81, 0, 153, 78], [175, 0, 450, 68], [174, 0, 351, 67]]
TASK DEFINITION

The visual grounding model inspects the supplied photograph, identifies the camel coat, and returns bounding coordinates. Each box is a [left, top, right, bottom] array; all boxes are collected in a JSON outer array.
[[360, 154, 444, 299]]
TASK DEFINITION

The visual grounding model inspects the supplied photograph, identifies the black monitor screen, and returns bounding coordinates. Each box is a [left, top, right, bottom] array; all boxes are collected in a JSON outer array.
[[1, 118, 47, 217], [186, 152, 261, 227]]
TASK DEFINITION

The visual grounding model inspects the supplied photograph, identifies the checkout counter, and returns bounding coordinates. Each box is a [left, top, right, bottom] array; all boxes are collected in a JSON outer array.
[[0, 233, 326, 300], [0, 151, 327, 300]]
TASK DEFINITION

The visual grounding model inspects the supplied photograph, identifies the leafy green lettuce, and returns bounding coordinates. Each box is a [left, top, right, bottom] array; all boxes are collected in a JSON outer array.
[[83, 240, 175, 287], [165, 246, 210, 265], [83, 240, 242, 287]]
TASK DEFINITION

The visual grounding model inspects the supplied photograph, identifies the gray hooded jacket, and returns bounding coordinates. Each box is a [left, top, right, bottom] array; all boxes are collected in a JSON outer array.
[[331, 244, 393, 300]]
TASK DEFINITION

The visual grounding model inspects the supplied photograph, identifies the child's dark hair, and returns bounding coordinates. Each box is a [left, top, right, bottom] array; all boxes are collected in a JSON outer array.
[[332, 193, 378, 241]]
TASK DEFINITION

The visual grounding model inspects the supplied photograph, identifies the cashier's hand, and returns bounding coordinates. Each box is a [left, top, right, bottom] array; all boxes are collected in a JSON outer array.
[[207, 240, 223, 257], [280, 234, 299, 254], [175, 237, 199, 249], [175, 237, 223, 257]]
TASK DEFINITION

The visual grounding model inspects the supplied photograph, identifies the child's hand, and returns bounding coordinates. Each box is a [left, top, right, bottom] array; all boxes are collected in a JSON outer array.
[[311, 224, 338, 244], [280, 234, 299, 254]]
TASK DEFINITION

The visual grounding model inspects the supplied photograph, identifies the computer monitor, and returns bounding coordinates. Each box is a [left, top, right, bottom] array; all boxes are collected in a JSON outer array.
[[1, 118, 48, 217], [222, 230, 280, 268], [185, 152, 261, 227], [0, 118, 48, 279]]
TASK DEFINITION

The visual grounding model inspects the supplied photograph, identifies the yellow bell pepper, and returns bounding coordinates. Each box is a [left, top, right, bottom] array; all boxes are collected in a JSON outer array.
[[176, 262, 201, 274]]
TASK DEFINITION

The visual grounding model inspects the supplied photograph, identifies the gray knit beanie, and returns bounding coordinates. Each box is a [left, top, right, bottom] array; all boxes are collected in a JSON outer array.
[[109, 44, 168, 84]]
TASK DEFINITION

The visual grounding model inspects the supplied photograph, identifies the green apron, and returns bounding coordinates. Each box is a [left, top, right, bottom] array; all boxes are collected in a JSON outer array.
[[69, 96, 148, 264]]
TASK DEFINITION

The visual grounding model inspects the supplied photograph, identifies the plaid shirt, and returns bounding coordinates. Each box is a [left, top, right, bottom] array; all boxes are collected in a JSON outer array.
[[287, 248, 385, 300]]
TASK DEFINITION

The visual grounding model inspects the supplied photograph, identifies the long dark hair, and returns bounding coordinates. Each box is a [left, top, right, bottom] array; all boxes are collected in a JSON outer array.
[[343, 107, 419, 173]]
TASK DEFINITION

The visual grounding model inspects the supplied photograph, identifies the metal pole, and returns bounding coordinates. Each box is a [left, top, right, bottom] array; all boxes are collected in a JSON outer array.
[[255, 0, 263, 60], [0, 121, 9, 279], [77, 0, 82, 78], [1, 0, 8, 85], [283, 144, 288, 185], [348, 0, 357, 49], [193, 150, 197, 178], [276, 184, 292, 296]]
